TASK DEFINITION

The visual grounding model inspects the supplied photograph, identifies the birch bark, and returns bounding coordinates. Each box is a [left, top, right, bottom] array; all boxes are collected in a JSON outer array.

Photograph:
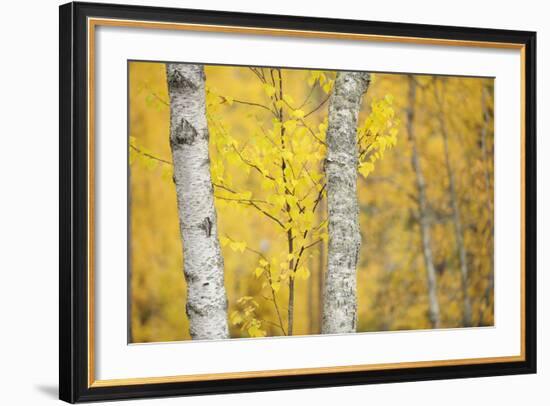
[[322, 71, 370, 334], [407, 76, 441, 329], [166, 63, 229, 340]]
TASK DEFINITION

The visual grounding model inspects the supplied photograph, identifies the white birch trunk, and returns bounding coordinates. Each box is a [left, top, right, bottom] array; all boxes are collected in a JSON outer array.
[[407, 76, 441, 329], [322, 71, 370, 334], [166, 63, 229, 340]]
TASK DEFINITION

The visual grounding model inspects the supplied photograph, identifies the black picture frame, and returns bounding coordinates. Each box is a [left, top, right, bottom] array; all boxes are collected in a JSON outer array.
[[60, 1, 537, 403]]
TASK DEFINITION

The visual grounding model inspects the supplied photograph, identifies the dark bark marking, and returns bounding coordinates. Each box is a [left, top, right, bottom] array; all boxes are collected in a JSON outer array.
[[199, 217, 213, 237], [172, 118, 199, 146], [186, 301, 206, 317], [167, 69, 198, 91]]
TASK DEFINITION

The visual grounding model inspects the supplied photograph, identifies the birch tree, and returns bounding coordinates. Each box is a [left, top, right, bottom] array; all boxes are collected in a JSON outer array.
[[406, 75, 441, 329], [322, 71, 371, 334], [166, 63, 229, 340], [434, 79, 472, 327]]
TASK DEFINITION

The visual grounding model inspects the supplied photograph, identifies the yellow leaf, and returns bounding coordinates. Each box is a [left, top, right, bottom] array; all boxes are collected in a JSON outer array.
[[322, 80, 334, 94], [286, 194, 297, 207], [291, 109, 305, 119], [359, 161, 375, 178], [295, 126, 308, 139], [240, 191, 252, 200], [263, 84, 276, 97], [220, 236, 231, 247], [144, 156, 157, 170], [283, 94, 295, 105], [261, 178, 275, 191], [230, 241, 247, 253], [296, 266, 311, 280], [129, 148, 137, 165], [301, 210, 314, 229], [271, 282, 281, 292], [268, 194, 286, 209], [161, 165, 172, 182], [282, 150, 293, 161], [248, 325, 267, 338], [307, 71, 320, 86], [237, 296, 253, 305], [283, 120, 297, 134], [226, 151, 240, 166], [230, 311, 243, 325], [254, 267, 264, 278]]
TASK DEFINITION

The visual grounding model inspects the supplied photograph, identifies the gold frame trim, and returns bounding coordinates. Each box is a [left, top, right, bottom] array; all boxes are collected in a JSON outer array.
[[87, 17, 527, 388]]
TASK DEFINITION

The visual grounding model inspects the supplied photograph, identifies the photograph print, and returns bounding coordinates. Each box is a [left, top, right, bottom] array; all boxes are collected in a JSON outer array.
[[128, 61, 494, 343]]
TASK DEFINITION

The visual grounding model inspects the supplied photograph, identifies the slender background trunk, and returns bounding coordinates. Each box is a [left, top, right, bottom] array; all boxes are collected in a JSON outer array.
[[271, 68, 297, 336], [317, 222, 325, 333], [322, 71, 370, 334], [307, 246, 315, 334], [316, 204, 326, 334], [166, 63, 229, 340], [407, 76, 441, 329], [435, 79, 472, 327], [480, 83, 495, 323]]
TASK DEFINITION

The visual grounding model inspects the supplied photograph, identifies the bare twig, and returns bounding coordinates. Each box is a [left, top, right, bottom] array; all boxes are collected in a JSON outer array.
[[214, 195, 272, 205], [299, 119, 327, 145], [130, 144, 172, 165], [304, 95, 330, 118], [213, 183, 285, 229], [219, 95, 277, 117]]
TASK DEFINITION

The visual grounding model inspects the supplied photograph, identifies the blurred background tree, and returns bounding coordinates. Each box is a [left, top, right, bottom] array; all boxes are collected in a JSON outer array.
[[128, 62, 494, 343]]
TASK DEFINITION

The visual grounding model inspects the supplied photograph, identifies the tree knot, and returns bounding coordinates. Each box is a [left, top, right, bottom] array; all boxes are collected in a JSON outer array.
[[167, 68, 198, 91], [171, 118, 199, 146], [199, 217, 213, 237]]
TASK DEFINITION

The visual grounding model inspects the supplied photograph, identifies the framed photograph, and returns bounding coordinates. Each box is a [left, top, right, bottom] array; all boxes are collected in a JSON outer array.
[[59, 1, 536, 403]]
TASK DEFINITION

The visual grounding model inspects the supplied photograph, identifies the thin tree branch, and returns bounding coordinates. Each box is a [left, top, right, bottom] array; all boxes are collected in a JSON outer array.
[[312, 184, 327, 213], [297, 83, 316, 109], [213, 183, 285, 229], [130, 144, 172, 165], [304, 239, 323, 251], [299, 119, 327, 145], [215, 195, 272, 205], [219, 95, 277, 116], [232, 145, 276, 181], [249, 67, 267, 83], [304, 95, 330, 118], [226, 235, 287, 336]]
